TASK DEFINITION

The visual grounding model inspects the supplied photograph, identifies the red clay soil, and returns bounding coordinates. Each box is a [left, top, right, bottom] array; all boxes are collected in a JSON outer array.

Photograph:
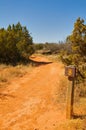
[[0, 56, 67, 130]]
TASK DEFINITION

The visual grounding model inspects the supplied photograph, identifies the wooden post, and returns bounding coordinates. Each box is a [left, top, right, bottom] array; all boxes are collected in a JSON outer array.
[[66, 78, 75, 119], [65, 66, 76, 119]]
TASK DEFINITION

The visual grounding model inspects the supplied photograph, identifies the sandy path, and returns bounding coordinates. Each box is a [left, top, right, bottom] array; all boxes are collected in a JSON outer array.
[[0, 56, 67, 130]]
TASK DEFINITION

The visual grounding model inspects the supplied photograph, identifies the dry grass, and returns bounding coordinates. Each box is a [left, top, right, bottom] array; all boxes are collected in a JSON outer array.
[[55, 118, 86, 130], [45, 54, 60, 62], [55, 92, 86, 130], [56, 77, 86, 130], [0, 64, 33, 88]]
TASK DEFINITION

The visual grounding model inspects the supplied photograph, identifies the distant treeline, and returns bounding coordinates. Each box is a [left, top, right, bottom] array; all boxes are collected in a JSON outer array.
[[34, 42, 67, 54]]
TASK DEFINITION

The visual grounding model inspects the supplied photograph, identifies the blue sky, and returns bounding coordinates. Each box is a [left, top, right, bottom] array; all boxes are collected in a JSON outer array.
[[0, 0, 86, 43]]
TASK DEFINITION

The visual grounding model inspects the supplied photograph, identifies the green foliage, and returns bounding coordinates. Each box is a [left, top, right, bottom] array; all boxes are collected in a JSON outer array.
[[66, 17, 86, 62], [34, 43, 44, 50], [60, 17, 86, 85], [0, 22, 34, 65], [61, 17, 86, 65]]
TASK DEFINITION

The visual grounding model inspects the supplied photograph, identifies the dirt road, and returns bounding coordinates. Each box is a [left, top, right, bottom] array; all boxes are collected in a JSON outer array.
[[0, 56, 67, 130]]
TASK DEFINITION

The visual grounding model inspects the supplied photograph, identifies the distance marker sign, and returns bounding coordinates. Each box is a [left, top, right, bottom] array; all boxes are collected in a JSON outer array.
[[65, 66, 76, 78]]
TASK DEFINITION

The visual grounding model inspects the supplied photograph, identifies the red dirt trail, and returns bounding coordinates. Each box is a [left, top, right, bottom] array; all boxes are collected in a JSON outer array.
[[0, 56, 67, 130]]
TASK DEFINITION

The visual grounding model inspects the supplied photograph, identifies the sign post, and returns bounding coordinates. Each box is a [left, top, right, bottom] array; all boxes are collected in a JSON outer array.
[[65, 66, 76, 119]]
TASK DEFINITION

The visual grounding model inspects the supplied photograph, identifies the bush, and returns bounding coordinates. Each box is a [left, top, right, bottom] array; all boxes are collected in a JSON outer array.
[[0, 22, 34, 65]]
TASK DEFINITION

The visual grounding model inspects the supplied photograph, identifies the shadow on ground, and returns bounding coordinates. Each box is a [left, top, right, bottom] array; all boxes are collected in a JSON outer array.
[[29, 59, 53, 67], [73, 114, 86, 119]]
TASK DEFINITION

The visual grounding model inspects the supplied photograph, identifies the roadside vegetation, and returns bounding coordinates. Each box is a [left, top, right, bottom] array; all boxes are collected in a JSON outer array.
[[55, 118, 86, 130], [0, 64, 34, 88], [0, 22, 34, 65]]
